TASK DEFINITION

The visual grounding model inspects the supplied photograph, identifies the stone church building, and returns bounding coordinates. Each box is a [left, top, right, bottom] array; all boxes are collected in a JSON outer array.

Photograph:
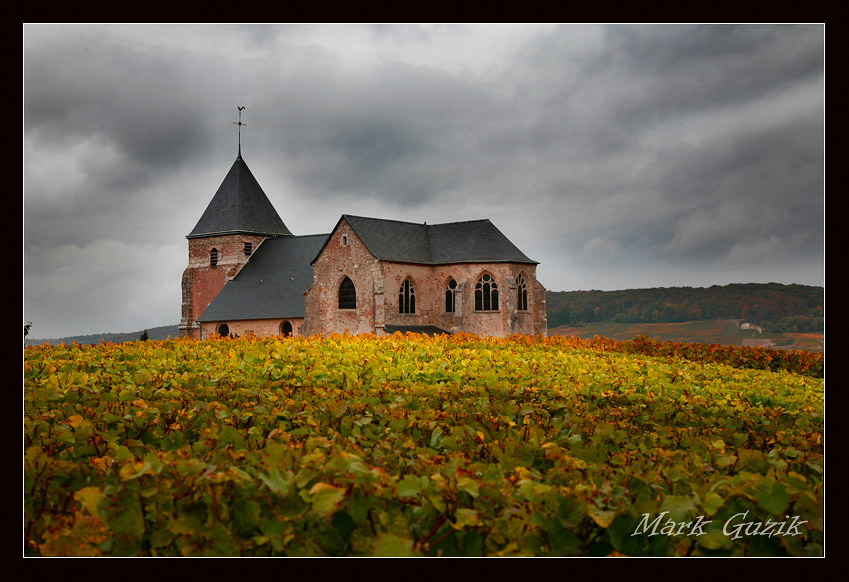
[[179, 151, 547, 339]]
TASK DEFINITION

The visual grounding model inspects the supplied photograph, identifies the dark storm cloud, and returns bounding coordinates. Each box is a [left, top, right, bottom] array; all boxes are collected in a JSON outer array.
[[482, 24, 824, 274], [23, 25, 236, 252], [25, 29, 217, 168], [250, 58, 493, 208]]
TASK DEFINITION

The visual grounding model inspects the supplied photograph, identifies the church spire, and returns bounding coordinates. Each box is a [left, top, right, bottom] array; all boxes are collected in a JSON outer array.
[[233, 106, 246, 159]]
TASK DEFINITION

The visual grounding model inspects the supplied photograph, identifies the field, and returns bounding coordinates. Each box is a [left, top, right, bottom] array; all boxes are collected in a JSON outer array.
[[550, 319, 824, 352], [24, 334, 824, 556]]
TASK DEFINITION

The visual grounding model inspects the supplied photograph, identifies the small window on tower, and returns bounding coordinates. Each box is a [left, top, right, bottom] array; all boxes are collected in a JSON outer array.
[[244, 242, 252, 256], [210, 248, 219, 267]]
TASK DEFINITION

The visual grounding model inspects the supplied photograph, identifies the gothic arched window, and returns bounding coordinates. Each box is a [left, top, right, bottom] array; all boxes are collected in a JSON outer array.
[[210, 248, 219, 267], [475, 274, 499, 311], [339, 277, 357, 310], [445, 278, 457, 313], [399, 279, 416, 314], [516, 274, 528, 311]]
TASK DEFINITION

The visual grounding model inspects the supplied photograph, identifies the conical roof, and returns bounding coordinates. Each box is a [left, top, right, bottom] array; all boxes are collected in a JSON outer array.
[[187, 155, 292, 239]]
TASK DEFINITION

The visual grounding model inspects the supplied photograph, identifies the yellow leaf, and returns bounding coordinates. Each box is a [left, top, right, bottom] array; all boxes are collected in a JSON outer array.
[[90, 457, 109, 472], [119, 461, 152, 481], [587, 505, 617, 528], [451, 508, 480, 530], [74, 486, 104, 519]]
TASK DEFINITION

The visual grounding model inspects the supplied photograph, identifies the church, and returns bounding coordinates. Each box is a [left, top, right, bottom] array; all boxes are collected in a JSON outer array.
[[178, 147, 547, 340]]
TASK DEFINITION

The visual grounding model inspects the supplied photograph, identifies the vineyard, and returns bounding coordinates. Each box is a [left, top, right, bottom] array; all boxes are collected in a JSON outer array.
[[24, 334, 824, 556]]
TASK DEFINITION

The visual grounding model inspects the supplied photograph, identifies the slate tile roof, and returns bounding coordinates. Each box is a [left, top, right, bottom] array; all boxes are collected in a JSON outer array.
[[383, 324, 452, 336], [198, 233, 328, 322], [313, 215, 538, 266], [188, 155, 292, 239]]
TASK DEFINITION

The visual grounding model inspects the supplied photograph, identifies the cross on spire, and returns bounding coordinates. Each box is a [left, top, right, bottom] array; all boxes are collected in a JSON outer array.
[[233, 106, 246, 158]]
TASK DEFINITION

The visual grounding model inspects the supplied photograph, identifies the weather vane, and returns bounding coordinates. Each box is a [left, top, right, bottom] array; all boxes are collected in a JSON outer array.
[[234, 106, 246, 156]]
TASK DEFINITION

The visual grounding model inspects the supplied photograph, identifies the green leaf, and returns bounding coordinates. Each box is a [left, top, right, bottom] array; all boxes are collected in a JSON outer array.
[[696, 529, 733, 551], [659, 496, 696, 522], [396, 475, 421, 498], [701, 491, 725, 517], [714, 454, 738, 469], [259, 469, 291, 497], [331, 402, 348, 418], [373, 534, 419, 557], [457, 477, 480, 498], [309, 482, 346, 518], [757, 479, 790, 515], [233, 499, 261, 536], [430, 426, 443, 448]]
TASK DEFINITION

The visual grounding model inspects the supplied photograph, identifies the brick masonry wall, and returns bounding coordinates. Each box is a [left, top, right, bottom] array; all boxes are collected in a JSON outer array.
[[199, 318, 305, 339], [179, 234, 269, 338], [301, 221, 380, 336], [379, 262, 545, 337]]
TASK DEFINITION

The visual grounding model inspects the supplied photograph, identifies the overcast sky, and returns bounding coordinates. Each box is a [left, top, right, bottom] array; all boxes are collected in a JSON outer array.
[[24, 23, 824, 338]]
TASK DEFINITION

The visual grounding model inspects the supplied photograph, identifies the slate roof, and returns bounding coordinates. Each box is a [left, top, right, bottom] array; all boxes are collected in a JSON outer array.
[[313, 215, 538, 266], [198, 234, 328, 322], [188, 155, 293, 239], [383, 324, 452, 336]]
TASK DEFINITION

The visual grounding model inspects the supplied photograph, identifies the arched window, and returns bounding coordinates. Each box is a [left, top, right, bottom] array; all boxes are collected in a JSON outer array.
[[399, 279, 416, 314], [445, 278, 457, 313], [210, 248, 219, 267], [516, 274, 528, 311], [475, 274, 499, 311], [217, 323, 230, 337], [338, 277, 357, 309], [280, 321, 293, 337]]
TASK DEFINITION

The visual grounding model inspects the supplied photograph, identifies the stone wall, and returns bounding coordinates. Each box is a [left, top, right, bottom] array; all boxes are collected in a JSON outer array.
[[301, 220, 380, 336], [199, 317, 305, 340]]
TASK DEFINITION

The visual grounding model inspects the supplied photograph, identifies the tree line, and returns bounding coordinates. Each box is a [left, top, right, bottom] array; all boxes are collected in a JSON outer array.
[[545, 283, 824, 333]]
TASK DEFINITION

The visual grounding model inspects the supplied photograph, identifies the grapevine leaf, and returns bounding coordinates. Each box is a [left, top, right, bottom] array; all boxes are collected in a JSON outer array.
[[309, 482, 346, 518]]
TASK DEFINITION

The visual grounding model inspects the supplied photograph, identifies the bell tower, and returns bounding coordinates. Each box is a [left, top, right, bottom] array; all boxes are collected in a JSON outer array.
[[179, 108, 292, 338]]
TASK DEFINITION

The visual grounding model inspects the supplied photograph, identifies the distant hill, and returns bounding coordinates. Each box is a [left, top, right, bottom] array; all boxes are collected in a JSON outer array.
[[549, 319, 824, 352], [545, 283, 824, 334], [25, 325, 180, 347]]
